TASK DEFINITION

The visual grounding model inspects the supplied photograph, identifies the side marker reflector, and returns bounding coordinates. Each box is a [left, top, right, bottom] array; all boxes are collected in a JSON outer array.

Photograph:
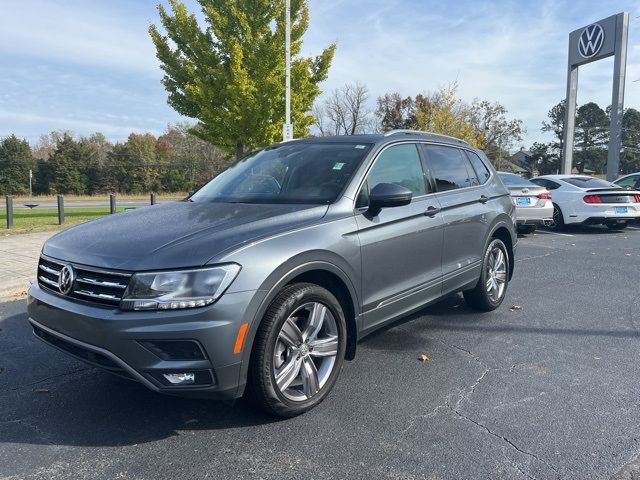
[[234, 323, 249, 354]]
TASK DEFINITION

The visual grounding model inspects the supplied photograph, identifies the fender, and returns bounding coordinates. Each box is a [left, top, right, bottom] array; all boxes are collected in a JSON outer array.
[[486, 213, 518, 279], [234, 254, 360, 397]]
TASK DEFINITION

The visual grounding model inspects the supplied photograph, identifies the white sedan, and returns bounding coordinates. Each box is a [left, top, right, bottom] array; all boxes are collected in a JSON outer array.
[[529, 175, 640, 231]]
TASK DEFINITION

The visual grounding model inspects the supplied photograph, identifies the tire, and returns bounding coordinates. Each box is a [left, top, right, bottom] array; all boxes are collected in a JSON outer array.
[[548, 203, 565, 231], [248, 283, 347, 417], [606, 222, 627, 231], [518, 225, 536, 235], [463, 238, 510, 312]]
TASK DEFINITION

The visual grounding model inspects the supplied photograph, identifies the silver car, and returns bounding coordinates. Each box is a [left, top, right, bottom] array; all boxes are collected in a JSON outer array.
[[28, 130, 517, 417], [498, 172, 553, 234]]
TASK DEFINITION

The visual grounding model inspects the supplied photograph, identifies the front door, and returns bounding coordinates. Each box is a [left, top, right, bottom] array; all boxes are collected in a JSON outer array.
[[355, 143, 444, 334]]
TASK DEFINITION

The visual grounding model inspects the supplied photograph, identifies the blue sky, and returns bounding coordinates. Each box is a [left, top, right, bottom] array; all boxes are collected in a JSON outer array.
[[0, 0, 639, 148]]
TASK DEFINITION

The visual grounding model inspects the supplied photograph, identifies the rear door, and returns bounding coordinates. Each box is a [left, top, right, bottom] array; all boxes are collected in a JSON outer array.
[[355, 143, 444, 334], [421, 145, 491, 294]]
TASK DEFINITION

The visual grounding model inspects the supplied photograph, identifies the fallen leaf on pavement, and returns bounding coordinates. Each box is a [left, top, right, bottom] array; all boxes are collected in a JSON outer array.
[[509, 305, 522, 311], [418, 354, 429, 362]]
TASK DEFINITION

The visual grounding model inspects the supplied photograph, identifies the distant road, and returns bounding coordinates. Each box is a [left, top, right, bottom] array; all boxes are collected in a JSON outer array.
[[9, 200, 177, 209]]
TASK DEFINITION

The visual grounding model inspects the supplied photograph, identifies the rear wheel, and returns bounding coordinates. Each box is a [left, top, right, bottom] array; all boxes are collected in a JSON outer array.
[[518, 225, 536, 235], [606, 222, 627, 231], [464, 238, 509, 311], [249, 283, 346, 417], [548, 204, 565, 231]]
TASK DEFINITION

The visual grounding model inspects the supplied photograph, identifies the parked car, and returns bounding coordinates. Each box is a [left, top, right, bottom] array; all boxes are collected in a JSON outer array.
[[530, 174, 640, 231], [28, 130, 517, 417], [614, 173, 640, 190], [497, 172, 553, 234]]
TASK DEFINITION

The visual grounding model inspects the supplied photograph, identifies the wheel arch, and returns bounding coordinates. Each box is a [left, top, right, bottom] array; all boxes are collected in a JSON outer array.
[[236, 256, 360, 397], [488, 221, 516, 280]]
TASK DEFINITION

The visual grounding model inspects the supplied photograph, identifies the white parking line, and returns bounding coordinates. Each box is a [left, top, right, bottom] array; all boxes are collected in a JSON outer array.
[[535, 230, 575, 237], [628, 226, 640, 231]]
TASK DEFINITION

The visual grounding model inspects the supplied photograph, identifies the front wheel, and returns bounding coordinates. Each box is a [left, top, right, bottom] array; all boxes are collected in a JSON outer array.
[[248, 283, 347, 417], [464, 238, 509, 311]]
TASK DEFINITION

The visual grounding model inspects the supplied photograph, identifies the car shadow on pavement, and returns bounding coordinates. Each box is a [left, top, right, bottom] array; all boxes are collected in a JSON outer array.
[[0, 311, 283, 449]]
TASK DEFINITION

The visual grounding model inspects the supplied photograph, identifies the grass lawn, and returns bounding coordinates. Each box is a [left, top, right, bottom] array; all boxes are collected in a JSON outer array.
[[1, 207, 126, 235], [8, 193, 187, 203]]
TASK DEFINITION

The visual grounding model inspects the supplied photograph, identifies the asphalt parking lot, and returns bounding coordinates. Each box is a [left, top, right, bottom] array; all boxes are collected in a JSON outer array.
[[1, 225, 640, 480]]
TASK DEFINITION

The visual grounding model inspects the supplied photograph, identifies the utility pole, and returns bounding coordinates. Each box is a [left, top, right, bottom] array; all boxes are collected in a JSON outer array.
[[282, 0, 293, 142]]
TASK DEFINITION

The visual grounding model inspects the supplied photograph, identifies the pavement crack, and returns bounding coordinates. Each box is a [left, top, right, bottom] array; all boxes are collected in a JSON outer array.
[[452, 408, 559, 478], [7, 367, 92, 392]]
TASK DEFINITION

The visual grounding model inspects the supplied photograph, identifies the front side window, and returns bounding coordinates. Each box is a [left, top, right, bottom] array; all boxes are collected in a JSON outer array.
[[563, 176, 618, 189], [356, 144, 427, 207], [424, 145, 477, 191], [191, 142, 372, 204]]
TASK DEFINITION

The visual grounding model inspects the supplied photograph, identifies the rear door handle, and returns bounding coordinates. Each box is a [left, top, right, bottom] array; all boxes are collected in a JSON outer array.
[[425, 206, 441, 217], [479, 195, 489, 204]]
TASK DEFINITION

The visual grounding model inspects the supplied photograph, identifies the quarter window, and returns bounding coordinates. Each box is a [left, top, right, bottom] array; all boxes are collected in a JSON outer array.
[[466, 151, 491, 184], [424, 145, 477, 191]]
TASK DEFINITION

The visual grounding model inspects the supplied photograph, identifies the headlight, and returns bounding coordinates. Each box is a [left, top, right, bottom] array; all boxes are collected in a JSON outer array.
[[121, 264, 241, 311]]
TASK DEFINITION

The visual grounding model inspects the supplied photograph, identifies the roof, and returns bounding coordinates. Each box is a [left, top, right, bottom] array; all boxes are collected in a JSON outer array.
[[281, 130, 472, 149]]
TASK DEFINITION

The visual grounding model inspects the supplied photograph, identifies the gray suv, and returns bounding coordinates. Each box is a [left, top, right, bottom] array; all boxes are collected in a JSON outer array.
[[28, 130, 517, 417]]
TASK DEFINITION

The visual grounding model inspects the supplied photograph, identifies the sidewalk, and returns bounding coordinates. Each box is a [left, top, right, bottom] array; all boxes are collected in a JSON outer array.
[[0, 231, 55, 299]]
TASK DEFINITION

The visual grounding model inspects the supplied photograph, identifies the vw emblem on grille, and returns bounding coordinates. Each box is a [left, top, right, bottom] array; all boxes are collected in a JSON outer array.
[[578, 23, 604, 59], [58, 264, 76, 295]]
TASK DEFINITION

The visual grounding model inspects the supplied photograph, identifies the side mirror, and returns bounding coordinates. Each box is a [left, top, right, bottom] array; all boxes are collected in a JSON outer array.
[[367, 183, 413, 216]]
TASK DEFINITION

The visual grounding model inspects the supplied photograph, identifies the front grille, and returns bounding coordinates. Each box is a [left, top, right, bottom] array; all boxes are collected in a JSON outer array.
[[38, 256, 132, 307]]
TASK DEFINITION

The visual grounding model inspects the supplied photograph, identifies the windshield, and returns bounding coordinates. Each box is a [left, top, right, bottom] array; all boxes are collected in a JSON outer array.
[[563, 177, 618, 189], [191, 142, 372, 204], [498, 172, 536, 187]]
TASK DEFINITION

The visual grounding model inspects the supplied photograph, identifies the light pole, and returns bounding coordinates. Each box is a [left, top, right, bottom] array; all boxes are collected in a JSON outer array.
[[282, 0, 293, 142]]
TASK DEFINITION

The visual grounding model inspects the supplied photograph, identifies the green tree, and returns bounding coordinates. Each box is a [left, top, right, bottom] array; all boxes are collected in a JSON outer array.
[[621, 108, 640, 173], [149, 0, 336, 160], [0, 135, 35, 195], [48, 134, 87, 195], [575, 102, 608, 173]]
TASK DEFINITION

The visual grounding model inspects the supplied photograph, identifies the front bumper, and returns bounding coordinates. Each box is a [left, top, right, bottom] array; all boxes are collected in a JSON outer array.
[[27, 283, 263, 400]]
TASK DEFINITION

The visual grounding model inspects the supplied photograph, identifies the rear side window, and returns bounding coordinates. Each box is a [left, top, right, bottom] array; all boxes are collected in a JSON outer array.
[[423, 145, 477, 191], [616, 176, 638, 188], [466, 151, 491, 184]]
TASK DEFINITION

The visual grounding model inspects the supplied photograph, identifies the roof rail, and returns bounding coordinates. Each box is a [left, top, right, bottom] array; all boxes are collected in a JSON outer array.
[[382, 129, 471, 147]]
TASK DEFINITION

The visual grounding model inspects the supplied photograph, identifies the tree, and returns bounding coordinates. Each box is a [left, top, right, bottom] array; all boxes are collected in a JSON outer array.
[[314, 82, 374, 136], [541, 100, 566, 155], [0, 135, 35, 195], [149, 0, 336, 160], [575, 102, 609, 173], [375, 93, 416, 131], [47, 134, 87, 195], [529, 142, 559, 175], [622, 107, 640, 173], [468, 99, 524, 162], [412, 83, 484, 149]]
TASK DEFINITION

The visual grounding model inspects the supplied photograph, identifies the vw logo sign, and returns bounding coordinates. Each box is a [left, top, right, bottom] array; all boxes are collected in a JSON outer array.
[[58, 264, 76, 295], [578, 23, 604, 59]]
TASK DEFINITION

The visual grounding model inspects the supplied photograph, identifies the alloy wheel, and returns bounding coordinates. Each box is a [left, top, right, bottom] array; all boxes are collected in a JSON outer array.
[[485, 247, 507, 302], [273, 302, 339, 402]]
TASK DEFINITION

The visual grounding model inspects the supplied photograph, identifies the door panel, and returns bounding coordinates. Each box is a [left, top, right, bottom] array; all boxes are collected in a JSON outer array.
[[355, 143, 444, 334], [422, 145, 490, 292]]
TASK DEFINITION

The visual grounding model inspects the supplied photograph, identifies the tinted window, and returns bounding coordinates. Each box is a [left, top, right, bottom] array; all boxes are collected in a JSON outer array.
[[564, 176, 618, 189], [531, 178, 561, 190], [466, 151, 491, 184], [615, 176, 639, 188], [356, 144, 427, 207], [424, 145, 477, 191], [191, 142, 372, 204], [498, 172, 536, 187]]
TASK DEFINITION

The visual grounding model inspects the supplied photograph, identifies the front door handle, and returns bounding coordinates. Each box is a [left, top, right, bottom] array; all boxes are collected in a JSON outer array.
[[479, 195, 489, 204], [425, 206, 441, 217]]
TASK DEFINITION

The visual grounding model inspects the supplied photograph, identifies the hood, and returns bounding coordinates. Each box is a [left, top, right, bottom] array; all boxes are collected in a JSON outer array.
[[43, 201, 328, 271]]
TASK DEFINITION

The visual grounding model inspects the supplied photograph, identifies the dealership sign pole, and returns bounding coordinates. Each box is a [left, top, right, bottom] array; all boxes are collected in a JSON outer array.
[[562, 12, 629, 181]]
